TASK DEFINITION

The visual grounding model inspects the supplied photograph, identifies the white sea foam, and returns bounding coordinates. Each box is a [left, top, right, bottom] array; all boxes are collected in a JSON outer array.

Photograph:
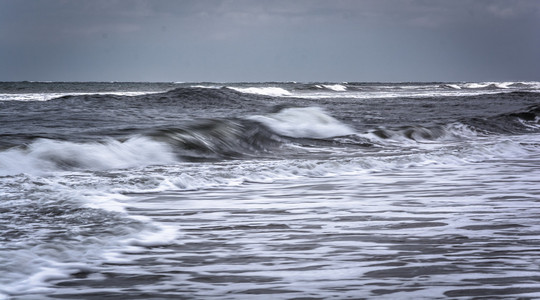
[[442, 84, 461, 89], [247, 107, 355, 138], [2, 81, 537, 103], [462, 82, 514, 89], [0, 91, 162, 102], [2, 133, 538, 298], [190, 84, 222, 89], [495, 82, 513, 89], [0, 137, 176, 175], [287, 82, 531, 100], [322, 84, 347, 91], [228, 86, 292, 97], [463, 82, 491, 89], [300, 81, 539, 100], [0, 174, 181, 298], [0, 265, 71, 296]]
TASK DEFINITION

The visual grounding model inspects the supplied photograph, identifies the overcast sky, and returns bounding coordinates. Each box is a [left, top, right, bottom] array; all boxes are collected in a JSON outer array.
[[1, 0, 539, 82]]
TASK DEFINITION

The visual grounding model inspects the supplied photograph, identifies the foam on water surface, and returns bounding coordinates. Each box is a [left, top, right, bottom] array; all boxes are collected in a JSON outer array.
[[228, 86, 292, 97], [247, 106, 355, 138], [0, 137, 177, 176], [0, 91, 163, 102]]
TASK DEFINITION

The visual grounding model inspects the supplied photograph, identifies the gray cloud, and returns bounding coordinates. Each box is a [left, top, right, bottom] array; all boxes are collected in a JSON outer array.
[[0, 0, 539, 82]]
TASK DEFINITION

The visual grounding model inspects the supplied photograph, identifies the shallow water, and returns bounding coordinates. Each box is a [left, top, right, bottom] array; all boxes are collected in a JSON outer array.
[[47, 138, 540, 299]]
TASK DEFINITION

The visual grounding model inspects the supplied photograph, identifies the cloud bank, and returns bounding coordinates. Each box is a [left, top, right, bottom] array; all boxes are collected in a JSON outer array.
[[1, 0, 539, 82]]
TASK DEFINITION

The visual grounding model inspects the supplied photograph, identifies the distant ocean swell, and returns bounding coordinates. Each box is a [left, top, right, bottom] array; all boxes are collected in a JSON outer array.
[[2, 80, 540, 102]]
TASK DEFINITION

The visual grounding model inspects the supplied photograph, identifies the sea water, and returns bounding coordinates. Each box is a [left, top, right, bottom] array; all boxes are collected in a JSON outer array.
[[1, 81, 540, 299]]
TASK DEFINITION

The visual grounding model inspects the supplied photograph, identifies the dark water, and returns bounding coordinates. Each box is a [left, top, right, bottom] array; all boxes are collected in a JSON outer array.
[[1, 81, 540, 299]]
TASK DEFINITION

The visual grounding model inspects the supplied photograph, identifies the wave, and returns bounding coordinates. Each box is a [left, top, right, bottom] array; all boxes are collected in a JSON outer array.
[[440, 84, 461, 90], [0, 107, 355, 174], [227, 86, 292, 97], [464, 104, 540, 134], [0, 124, 280, 175], [6, 132, 534, 196], [42, 87, 271, 114], [461, 81, 540, 90], [314, 84, 348, 92], [3, 82, 539, 104], [367, 125, 461, 143], [1, 103, 538, 176], [247, 106, 355, 139], [0, 91, 162, 102], [148, 118, 285, 160], [0, 137, 177, 175], [158, 87, 256, 108], [0, 86, 269, 107], [228, 83, 350, 96], [365, 104, 540, 144]]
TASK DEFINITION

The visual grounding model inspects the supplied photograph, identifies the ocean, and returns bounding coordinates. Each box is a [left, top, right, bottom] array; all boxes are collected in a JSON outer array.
[[1, 81, 540, 299]]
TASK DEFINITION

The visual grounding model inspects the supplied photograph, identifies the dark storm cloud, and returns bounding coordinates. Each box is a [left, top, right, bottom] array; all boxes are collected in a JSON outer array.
[[0, 0, 539, 81]]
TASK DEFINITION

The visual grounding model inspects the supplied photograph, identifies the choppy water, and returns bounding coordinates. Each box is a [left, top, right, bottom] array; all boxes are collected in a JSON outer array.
[[1, 81, 540, 299]]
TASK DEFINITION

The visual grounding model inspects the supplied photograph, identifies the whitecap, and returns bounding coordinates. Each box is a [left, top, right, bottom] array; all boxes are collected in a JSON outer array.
[[0, 136, 177, 175], [440, 84, 461, 90], [463, 82, 490, 89], [247, 107, 355, 139], [322, 84, 347, 92], [228, 86, 292, 97], [0, 91, 163, 102]]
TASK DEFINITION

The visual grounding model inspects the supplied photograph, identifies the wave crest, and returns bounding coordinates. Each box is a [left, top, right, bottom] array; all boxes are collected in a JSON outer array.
[[0, 137, 176, 175], [247, 107, 355, 139], [149, 118, 284, 160], [227, 86, 291, 97], [465, 104, 540, 134]]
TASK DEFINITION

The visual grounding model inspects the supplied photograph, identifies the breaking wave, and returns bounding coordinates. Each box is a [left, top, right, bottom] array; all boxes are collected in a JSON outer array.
[[1, 104, 538, 176], [0, 137, 176, 175], [227, 86, 292, 97], [247, 106, 355, 138], [316, 84, 348, 92], [0, 107, 353, 174]]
